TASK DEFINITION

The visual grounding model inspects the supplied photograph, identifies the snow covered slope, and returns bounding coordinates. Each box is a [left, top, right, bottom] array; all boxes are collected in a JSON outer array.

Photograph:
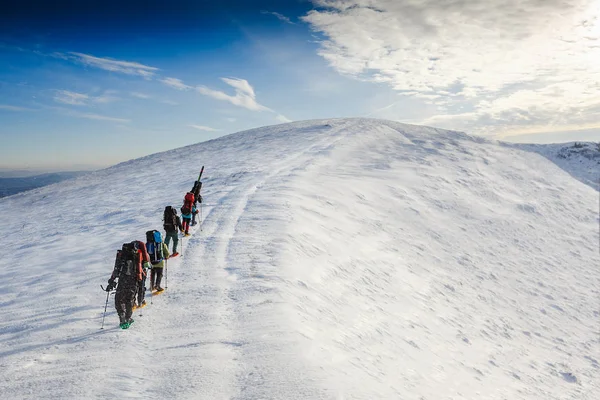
[[0, 118, 598, 400]]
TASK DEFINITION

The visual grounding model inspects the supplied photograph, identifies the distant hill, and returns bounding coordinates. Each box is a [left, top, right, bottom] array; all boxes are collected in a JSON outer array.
[[0, 171, 89, 198]]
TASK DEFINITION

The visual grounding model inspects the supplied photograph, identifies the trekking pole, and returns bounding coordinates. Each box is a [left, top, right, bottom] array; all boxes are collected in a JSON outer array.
[[150, 270, 153, 305], [165, 258, 168, 290], [100, 287, 110, 329], [200, 202, 203, 231]]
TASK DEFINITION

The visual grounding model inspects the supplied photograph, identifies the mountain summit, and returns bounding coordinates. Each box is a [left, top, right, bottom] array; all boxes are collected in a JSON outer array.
[[1, 118, 597, 399]]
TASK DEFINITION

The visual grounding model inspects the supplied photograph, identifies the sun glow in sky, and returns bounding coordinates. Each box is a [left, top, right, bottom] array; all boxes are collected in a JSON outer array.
[[1, 0, 598, 171]]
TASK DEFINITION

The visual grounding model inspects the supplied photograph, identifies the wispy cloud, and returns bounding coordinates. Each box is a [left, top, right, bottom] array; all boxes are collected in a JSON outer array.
[[0, 104, 32, 111], [188, 124, 220, 132], [276, 114, 293, 123], [129, 92, 178, 105], [54, 90, 89, 105], [53, 90, 119, 106], [73, 112, 130, 123], [68, 52, 159, 78], [53, 107, 130, 123], [304, 0, 600, 135], [197, 77, 272, 112], [262, 10, 296, 24], [130, 92, 150, 99], [161, 77, 191, 90]]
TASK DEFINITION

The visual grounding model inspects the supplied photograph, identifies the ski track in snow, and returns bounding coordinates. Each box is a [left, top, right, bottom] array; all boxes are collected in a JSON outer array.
[[0, 118, 598, 400]]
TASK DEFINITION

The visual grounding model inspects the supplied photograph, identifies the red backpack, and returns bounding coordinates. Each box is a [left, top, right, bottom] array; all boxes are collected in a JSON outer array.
[[182, 192, 195, 214]]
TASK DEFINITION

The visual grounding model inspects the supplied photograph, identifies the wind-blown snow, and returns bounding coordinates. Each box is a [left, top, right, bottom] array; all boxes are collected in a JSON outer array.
[[0, 118, 598, 399]]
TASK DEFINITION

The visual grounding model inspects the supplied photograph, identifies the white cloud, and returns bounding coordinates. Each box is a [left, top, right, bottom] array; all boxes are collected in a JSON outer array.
[[64, 109, 130, 123], [262, 10, 296, 24], [130, 92, 150, 99], [196, 77, 272, 112], [92, 90, 120, 104], [54, 90, 89, 105], [188, 124, 220, 132], [68, 52, 159, 78], [304, 0, 600, 134], [0, 104, 32, 111], [160, 77, 192, 90], [276, 114, 293, 123], [54, 90, 119, 106]]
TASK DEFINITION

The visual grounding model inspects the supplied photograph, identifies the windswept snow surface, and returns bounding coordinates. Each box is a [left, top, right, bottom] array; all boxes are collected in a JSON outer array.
[[0, 118, 598, 400]]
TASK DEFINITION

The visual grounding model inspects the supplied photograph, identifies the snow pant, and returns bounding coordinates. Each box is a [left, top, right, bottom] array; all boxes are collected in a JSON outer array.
[[182, 217, 191, 234], [136, 274, 147, 305], [164, 230, 179, 253], [150, 267, 164, 289], [115, 276, 137, 323]]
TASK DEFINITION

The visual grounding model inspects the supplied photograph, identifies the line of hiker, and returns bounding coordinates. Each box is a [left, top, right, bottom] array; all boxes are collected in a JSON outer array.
[[102, 167, 204, 330]]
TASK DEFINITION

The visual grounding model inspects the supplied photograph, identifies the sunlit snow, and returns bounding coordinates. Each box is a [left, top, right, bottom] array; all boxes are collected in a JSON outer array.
[[0, 118, 598, 399]]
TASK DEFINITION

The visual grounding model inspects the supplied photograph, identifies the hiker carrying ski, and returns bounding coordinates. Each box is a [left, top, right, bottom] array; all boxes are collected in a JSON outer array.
[[106, 240, 150, 328], [180, 191, 197, 236], [163, 205, 183, 256], [190, 180, 203, 226]]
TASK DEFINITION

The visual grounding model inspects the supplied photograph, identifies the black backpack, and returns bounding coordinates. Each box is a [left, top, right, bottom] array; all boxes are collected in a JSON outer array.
[[191, 181, 202, 204], [163, 206, 178, 231], [145, 230, 164, 265], [116, 241, 140, 279]]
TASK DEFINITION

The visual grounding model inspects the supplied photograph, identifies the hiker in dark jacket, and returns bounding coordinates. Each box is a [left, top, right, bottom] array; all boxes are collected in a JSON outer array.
[[106, 240, 150, 328], [191, 180, 203, 226], [163, 206, 183, 256]]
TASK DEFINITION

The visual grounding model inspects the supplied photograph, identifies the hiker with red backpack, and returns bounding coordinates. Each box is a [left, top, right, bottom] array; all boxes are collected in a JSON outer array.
[[133, 240, 152, 311], [163, 206, 183, 257], [106, 240, 150, 329], [145, 229, 170, 292], [180, 192, 197, 236]]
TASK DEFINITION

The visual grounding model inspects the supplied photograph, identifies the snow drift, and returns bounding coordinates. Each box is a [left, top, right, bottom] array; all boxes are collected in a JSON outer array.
[[0, 118, 598, 399]]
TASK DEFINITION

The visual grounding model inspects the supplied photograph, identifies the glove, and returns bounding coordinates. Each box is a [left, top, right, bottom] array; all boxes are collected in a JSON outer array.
[[143, 261, 152, 270], [106, 279, 116, 291], [198, 195, 203, 203]]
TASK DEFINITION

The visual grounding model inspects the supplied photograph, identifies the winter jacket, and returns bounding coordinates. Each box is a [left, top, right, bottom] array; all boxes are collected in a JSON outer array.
[[164, 214, 183, 233], [181, 205, 197, 220]]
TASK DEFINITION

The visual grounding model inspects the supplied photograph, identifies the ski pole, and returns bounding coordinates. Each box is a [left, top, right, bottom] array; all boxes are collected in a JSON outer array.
[[101, 287, 110, 329], [165, 258, 168, 290]]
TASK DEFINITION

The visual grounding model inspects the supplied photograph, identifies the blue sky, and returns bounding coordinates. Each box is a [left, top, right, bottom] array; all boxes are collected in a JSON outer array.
[[1, 0, 598, 171]]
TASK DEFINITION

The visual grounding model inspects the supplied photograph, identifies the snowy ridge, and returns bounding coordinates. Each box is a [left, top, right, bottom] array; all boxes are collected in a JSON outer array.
[[509, 141, 599, 190], [0, 118, 598, 399]]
